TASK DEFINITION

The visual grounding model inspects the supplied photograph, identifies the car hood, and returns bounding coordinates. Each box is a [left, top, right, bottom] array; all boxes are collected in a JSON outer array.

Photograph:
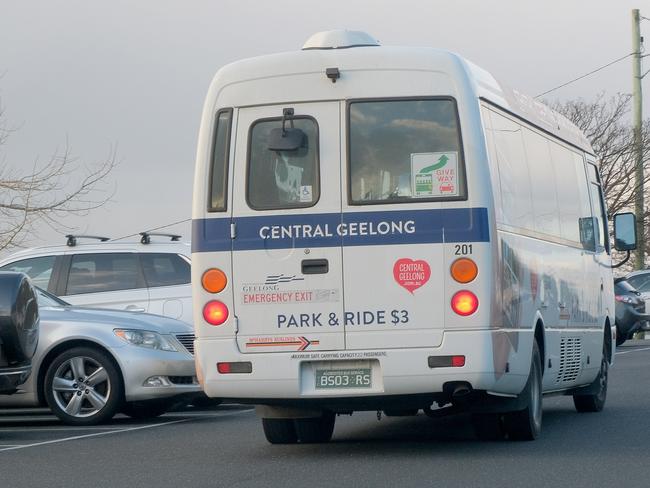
[[38, 306, 193, 335]]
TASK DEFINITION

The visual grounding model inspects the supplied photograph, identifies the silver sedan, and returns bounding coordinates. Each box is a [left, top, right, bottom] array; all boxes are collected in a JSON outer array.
[[0, 288, 202, 425]]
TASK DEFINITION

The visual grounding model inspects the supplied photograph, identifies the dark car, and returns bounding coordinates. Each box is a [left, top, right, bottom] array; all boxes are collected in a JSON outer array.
[[0, 272, 40, 394], [614, 278, 649, 346]]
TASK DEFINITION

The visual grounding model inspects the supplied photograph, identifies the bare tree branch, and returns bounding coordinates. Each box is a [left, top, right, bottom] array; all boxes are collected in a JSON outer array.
[[0, 104, 117, 251], [550, 93, 650, 269]]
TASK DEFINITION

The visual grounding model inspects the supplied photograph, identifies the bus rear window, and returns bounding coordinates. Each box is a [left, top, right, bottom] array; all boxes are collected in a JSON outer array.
[[247, 117, 320, 210], [348, 98, 465, 204]]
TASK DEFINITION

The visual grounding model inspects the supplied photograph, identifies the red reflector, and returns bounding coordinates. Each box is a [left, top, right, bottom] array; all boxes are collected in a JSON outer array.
[[217, 362, 231, 374], [217, 362, 252, 374], [428, 355, 466, 368], [203, 301, 229, 326], [451, 355, 466, 367], [451, 290, 479, 316]]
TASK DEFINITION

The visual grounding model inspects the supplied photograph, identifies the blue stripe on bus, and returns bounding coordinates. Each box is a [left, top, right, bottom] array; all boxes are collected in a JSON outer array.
[[192, 207, 490, 253]]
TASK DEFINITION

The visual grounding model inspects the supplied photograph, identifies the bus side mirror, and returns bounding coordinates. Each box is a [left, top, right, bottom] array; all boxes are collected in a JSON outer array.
[[267, 128, 305, 152], [613, 212, 637, 251]]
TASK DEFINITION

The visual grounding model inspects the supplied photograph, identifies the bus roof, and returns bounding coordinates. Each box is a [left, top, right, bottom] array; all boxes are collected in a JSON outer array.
[[205, 30, 593, 155]]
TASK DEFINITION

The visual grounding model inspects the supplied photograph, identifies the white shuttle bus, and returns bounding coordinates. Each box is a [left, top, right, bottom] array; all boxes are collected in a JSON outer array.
[[191, 31, 637, 443]]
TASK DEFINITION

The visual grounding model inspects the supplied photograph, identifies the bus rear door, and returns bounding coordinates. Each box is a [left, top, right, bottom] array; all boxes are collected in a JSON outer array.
[[230, 102, 344, 354]]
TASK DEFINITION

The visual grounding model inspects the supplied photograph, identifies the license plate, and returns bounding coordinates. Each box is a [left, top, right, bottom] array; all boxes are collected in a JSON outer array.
[[315, 368, 372, 389]]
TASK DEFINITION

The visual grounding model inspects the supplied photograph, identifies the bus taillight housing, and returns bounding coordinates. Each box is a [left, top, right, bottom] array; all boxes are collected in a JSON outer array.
[[203, 300, 229, 326], [451, 291, 479, 316]]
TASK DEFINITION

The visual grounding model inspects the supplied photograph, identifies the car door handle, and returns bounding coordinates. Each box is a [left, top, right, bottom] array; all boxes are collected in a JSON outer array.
[[125, 305, 146, 313], [302, 259, 329, 275]]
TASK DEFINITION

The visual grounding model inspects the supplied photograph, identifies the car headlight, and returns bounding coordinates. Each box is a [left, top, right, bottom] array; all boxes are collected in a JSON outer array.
[[114, 329, 178, 352]]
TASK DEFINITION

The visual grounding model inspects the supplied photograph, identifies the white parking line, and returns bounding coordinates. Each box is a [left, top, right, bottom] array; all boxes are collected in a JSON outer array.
[[0, 417, 58, 422], [166, 410, 252, 417], [0, 426, 124, 432], [616, 346, 650, 355], [0, 419, 192, 452], [0, 409, 253, 452]]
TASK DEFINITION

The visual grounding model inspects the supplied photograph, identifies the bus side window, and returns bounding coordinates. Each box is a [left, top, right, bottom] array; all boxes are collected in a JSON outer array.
[[587, 162, 609, 253], [491, 111, 533, 230], [525, 128, 560, 237], [546, 143, 595, 247], [208, 109, 233, 212]]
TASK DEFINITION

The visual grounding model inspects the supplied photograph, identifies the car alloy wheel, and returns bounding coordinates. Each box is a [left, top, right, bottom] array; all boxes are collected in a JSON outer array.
[[45, 346, 123, 425]]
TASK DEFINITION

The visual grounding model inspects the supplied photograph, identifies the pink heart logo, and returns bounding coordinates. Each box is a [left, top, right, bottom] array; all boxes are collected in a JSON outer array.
[[393, 258, 431, 294]]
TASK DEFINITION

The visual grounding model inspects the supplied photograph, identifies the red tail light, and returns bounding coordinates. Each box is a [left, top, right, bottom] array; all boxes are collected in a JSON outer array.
[[451, 291, 479, 316], [203, 300, 229, 326]]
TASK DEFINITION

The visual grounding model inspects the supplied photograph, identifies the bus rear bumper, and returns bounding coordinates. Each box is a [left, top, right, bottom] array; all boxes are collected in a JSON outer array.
[[195, 329, 534, 406]]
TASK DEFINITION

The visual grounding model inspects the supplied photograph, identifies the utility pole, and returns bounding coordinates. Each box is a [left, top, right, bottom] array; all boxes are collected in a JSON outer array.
[[632, 9, 644, 269]]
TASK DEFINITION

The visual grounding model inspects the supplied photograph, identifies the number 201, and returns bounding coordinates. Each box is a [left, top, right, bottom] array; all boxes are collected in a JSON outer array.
[[454, 244, 473, 255]]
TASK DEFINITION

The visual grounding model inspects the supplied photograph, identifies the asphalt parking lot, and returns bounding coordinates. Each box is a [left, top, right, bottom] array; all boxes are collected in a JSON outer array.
[[1, 341, 650, 488], [0, 403, 252, 452]]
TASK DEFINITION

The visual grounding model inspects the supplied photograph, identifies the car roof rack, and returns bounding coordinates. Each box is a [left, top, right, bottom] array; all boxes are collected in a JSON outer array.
[[65, 235, 110, 247], [139, 232, 182, 244]]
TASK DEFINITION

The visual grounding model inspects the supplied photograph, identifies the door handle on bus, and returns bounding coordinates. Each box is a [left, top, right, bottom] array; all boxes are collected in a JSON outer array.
[[301, 259, 329, 275], [126, 305, 146, 313]]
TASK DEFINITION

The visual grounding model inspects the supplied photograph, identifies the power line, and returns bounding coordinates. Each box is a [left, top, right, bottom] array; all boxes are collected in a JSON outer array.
[[111, 217, 191, 242], [535, 52, 634, 99]]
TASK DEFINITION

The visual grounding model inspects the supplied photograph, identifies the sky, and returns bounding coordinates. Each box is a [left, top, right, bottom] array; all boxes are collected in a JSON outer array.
[[0, 0, 648, 252]]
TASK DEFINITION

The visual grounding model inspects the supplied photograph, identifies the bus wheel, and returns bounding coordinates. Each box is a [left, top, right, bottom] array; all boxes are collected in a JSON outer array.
[[615, 325, 627, 346], [262, 418, 298, 444], [384, 409, 419, 417], [573, 344, 608, 413], [294, 412, 336, 443], [471, 413, 505, 441], [503, 341, 543, 441]]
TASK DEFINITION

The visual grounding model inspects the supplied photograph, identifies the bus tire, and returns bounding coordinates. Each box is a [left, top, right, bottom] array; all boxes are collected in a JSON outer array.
[[615, 325, 627, 346], [503, 341, 543, 441], [384, 409, 419, 417], [573, 344, 608, 413], [471, 413, 505, 441], [262, 418, 298, 444], [294, 412, 336, 443]]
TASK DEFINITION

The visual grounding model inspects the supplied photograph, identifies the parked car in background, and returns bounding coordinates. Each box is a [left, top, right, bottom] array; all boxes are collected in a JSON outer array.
[[0, 233, 192, 325], [614, 278, 649, 346], [0, 273, 39, 395], [0, 287, 202, 425], [623, 270, 650, 324]]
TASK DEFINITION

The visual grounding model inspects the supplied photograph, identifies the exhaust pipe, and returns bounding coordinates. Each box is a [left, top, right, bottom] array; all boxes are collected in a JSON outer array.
[[451, 382, 473, 400]]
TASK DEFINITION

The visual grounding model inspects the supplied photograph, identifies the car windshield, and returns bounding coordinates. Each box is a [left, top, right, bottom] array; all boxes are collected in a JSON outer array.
[[36, 287, 71, 307], [615, 280, 638, 294], [625, 273, 650, 292]]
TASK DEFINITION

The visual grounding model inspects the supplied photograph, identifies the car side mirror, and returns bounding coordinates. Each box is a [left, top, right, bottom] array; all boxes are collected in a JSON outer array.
[[614, 212, 637, 251]]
